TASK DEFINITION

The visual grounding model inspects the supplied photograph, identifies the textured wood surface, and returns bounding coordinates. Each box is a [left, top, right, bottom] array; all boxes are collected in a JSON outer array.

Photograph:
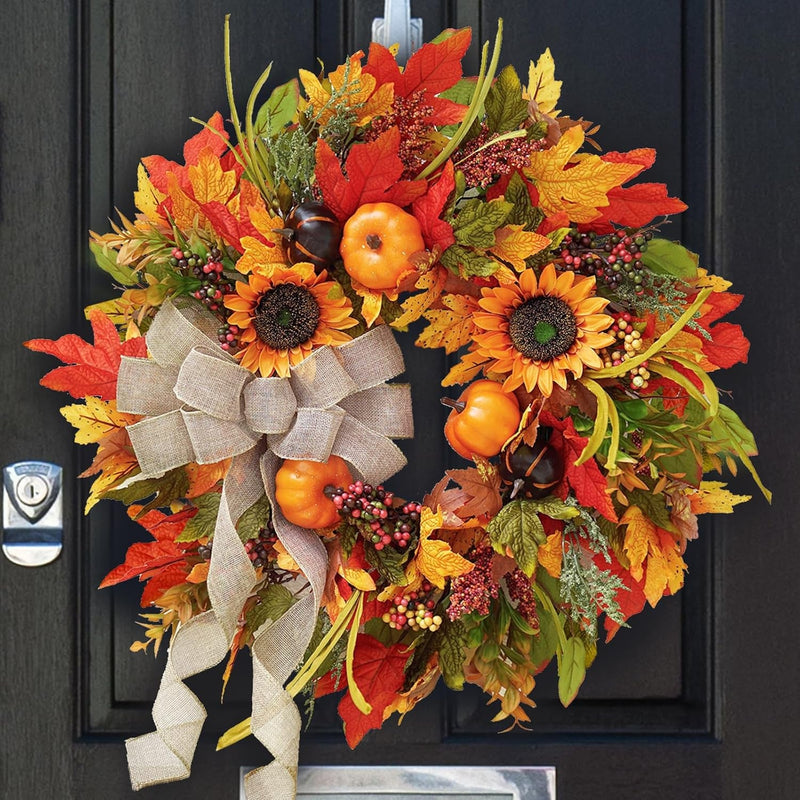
[[1, 0, 797, 797]]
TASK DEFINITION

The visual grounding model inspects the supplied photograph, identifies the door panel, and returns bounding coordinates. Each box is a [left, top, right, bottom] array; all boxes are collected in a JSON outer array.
[[2, 0, 796, 798]]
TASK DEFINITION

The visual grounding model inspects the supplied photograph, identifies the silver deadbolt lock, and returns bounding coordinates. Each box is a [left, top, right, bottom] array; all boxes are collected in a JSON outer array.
[[2, 462, 63, 566]]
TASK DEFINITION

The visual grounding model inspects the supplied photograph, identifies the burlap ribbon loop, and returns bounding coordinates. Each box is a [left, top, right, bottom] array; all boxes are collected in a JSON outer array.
[[118, 301, 413, 484], [119, 299, 413, 799]]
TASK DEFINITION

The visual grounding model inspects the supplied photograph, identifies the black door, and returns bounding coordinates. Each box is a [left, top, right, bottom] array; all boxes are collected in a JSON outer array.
[[2, 1, 798, 798]]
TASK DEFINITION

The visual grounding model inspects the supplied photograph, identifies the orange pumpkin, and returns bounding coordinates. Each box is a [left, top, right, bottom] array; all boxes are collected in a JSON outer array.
[[443, 379, 522, 460], [340, 202, 425, 290], [274, 455, 353, 529]]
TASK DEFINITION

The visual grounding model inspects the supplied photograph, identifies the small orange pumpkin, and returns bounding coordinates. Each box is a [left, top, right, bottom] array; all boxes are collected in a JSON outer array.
[[443, 379, 522, 460], [340, 202, 425, 290], [274, 455, 353, 529]]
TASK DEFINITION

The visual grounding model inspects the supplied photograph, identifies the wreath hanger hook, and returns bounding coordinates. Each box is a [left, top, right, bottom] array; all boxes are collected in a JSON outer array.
[[371, 0, 423, 65]]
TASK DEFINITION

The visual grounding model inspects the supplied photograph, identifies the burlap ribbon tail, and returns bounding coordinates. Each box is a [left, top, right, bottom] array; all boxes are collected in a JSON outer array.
[[117, 300, 413, 799]]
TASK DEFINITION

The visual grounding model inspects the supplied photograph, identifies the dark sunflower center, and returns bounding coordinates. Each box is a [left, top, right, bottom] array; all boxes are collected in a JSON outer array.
[[252, 283, 321, 350], [508, 296, 578, 361]]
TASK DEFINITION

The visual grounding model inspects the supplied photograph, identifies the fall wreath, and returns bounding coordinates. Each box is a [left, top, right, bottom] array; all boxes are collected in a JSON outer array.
[[27, 19, 768, 799]]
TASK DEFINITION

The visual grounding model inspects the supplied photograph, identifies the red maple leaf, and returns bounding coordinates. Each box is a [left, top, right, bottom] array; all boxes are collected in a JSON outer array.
[[640, 358, 705, 416], [578, 148, 687, 233], [701, 322, 750, 369], [691, 292, 749, 369], [315, 634, 407, 748], [364, 29, 472, 125], [411, 160, 456, 251], [25, 311, 147, 400], [141, 111, 229, 193], [128, 505, 198, 542], [541, 411, 618, 522], [315, 129, 427, 221], [138, 563, 191, 607], [99, 540, 188, 591], [593, 551, 647, 642]]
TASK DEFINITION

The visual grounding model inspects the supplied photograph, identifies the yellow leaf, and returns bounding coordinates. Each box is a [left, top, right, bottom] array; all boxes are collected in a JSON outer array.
[[134, 164, 165, 223], [165, 172, 202, 229], [525, 126, 640, 222], [359, 291, 384, 328], [186, 561, 210, 584], [621, 505, 655, 582], [235, 208, 289, 274], [392, 269, 447, 328], [527, 48, 562, 115], [695, 268, 732, 292], [537, 531, 562, 578], [339, 563, 377, 592], [643, 529, 686, 607], [61, 397, 138, 445], [188, 147, 237, 205], [688, 481, 751, 514], [442, 349, 488, 387], [418, 295, 477, 353], [300, 54, 393, 128], [416, 507, 473, 589], [622, 505, 687, 607], [490, 225, 550, 271]]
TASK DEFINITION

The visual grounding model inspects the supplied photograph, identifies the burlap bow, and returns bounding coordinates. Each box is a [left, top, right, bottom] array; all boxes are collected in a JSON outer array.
[[117, 299, 413, 799]]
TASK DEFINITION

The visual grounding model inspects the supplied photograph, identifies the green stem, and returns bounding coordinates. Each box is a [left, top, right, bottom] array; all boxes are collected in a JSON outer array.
[[418, 19, 504, 180]]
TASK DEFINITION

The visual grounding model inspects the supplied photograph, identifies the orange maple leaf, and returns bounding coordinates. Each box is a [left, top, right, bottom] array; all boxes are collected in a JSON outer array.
[[25, 310, 146, 400], [621, 505, 686, 607], [525, 125, 640, 222]]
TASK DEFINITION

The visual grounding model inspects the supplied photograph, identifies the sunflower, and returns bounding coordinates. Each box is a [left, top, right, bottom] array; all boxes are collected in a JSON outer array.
[[223, 262, 358, 377], [471, 263, 615, 396]]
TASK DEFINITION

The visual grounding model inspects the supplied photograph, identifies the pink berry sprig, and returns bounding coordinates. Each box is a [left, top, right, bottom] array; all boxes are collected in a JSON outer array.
[[556, 228, 652, 292], [381, 580, 443, 632], [329, 481, 421, 552]]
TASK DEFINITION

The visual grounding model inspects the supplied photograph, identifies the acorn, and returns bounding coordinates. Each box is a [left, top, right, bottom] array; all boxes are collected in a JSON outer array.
[[282, 202, 342, 268], [499, 427, 563, 500]]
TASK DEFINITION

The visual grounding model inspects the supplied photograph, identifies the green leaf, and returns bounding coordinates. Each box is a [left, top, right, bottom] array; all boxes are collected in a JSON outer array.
[[102, 468, 190, 516], [440, 244, 497, 277], [529, 497, 582, 521], [89, 242, 138, 286], [485, 65, 529, 133], [626, 488, 675, 532], [439, 77, 478, 106], [712, 403, 757, 456], [505, 172, 544, 231], [641, 238, 699, 280], [176, 492, 221, 542], [557, 635, 586, 707], [439, 617, 468, 690], [255, 78, 299, 136], [245, 584, 296, 639], [364, 540, 408, 585], [236, 494, 271, 543], [402, 629, 440, 691], [530, 598, 559, 668], [337, 519, 359, 558], [487, 500, 547, 576], [453, 198, 512, 249]]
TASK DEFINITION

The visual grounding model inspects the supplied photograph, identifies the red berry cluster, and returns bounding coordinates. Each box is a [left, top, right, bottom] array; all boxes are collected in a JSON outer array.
[[557, 229, 652, 291], [329, 482, 421, 552], [244, 526, 277, 569], [505, 568, 540, 628], [456, 122, 543, 188], [366, 90, 436, 178], [170, 247, 235, 314], [382, 580, 443, 632]]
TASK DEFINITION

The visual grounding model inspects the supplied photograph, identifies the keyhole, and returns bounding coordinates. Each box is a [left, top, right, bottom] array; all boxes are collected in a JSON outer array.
[[27, 484, 35, 499]]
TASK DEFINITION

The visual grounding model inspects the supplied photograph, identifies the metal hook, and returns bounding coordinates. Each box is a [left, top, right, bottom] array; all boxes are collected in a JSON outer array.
[[371, 0, 423, 65]]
